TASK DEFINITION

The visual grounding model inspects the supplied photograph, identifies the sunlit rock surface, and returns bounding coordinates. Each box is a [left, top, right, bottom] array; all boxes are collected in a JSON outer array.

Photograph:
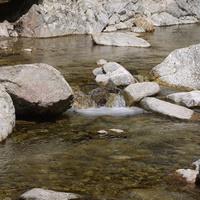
[[140, 97, 199, 120], [0, 84, 15, 142], [123, 82, 160, 106], [150, 44, 200, 90], [167, 91, 200, 108], [0, 63, 74, 117], [94, 62, 135, 86], [0, 0, 200, 37], [92, 32, 150, 47]]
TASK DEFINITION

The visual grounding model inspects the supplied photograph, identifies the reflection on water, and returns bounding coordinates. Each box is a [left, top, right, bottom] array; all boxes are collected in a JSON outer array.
[[0, 24, 200, 199]]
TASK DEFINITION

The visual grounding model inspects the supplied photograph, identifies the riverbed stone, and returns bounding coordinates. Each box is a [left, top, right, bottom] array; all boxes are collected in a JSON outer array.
[[0, 85, 15, 142], [140, 97, 197, 120], [176, 159, 200, 184], [167, 91, 200, 108], [123, 82, 160, 106], [92, 32, 150, 47], [150, 44, 200, 90], [133, 17, 155, 32], [0, 63, 74, 117], [94, 62, 135, 87], [18, 188, 83, 200]]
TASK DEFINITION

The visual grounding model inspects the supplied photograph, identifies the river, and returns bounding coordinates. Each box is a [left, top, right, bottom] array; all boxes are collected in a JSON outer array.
[[0, 24, 200, 199]]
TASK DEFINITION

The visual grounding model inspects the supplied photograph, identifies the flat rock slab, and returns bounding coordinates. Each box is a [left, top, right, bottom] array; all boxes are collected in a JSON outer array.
[[0, 63, 74, 117], [167, 90, 200, 108], [92, 32, 150, 47], [18, 188, 83, 200], [150, 44, 200, 90], [0, 85, 15, 141], [140, 97, 198, 120]]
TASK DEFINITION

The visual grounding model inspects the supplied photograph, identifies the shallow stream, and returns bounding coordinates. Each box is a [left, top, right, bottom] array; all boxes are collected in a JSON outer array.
[[0, 24, 200, 199]]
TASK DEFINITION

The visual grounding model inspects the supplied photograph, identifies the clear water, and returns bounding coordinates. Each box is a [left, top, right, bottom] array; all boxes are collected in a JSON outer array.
[[0, 24, 200, 199]]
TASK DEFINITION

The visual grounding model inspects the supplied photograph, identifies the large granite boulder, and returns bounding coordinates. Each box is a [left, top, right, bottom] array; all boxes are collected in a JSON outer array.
[[0, 84, 15, 142], [123, 82, 160, 106], [92, 32, 150, 47], [0, 63, 74, 117], [150, 44, 200, 90], [14, 0, 109, 37], [140, 97, 199, 120], [18, 188, 83, 200], [167, 91, 200, 108]]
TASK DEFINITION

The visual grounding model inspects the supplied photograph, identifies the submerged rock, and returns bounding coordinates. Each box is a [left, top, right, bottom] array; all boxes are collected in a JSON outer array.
[[0, 85, 15, 142], [150, 44, 200, 90], [92, 32, 150, 47], [140, 97, 198, 120], [0, 63, 74, 117], [167, 91, 200, 108], [18, 188, 83, 200]]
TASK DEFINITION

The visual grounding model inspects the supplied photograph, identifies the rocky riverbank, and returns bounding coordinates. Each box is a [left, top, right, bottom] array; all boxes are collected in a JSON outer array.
[[0, 0, 200, 38]]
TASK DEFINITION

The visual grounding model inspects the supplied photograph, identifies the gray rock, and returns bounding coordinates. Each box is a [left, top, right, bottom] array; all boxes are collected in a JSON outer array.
[[150, 44, 200, 90], [15, 1, 109, 37], [123, 82, 160, 106], [1, 0, 200, 38], [0, 20, 18, 37], [95, 62, 135, 86], [0, 85, 15, 142], [0, 63, 73, 117], [140, 97, 197, 120], [167, 91, 200, 108], [18, 188, 83, 200], [92, 32, 150, 47], [0, 22, 9, 37]]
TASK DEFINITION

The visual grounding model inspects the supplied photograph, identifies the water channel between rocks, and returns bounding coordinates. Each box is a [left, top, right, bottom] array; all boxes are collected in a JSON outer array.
[[0, 24, 200, 199]]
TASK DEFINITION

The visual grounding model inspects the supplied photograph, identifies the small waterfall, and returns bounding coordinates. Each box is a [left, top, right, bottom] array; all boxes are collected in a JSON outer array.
[[106, 92, 126, 108]]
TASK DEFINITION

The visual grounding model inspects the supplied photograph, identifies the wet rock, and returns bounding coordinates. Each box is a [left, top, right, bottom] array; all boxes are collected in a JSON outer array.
[[167, 91, 200, 108], [123, 82, 160, 106], [0, 63, 74, 117], [140, 97, 197, 120], [106, 93, 126, 108], [94, 62, 135, 87], [18, 188, 83, 200], [89, 87, 110, 106], [133, 17, 155, 32], [92, 32, 150, 47], [150, 44, 200, 90], [176, 159, 200, 184], [176, 169, 198, 183], [0, 84, 15, 142]]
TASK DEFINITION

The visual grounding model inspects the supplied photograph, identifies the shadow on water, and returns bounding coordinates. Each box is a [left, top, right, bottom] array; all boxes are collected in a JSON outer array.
[[0, 24, 200, 199]]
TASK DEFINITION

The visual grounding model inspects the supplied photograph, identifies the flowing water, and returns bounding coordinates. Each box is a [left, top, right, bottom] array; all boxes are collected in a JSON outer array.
[[0, 24, 200, 199]]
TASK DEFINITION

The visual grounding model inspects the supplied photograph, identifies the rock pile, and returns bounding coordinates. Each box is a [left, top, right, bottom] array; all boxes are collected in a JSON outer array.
[[0, 0, 200, 38], [92, 58, 200, 121]]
